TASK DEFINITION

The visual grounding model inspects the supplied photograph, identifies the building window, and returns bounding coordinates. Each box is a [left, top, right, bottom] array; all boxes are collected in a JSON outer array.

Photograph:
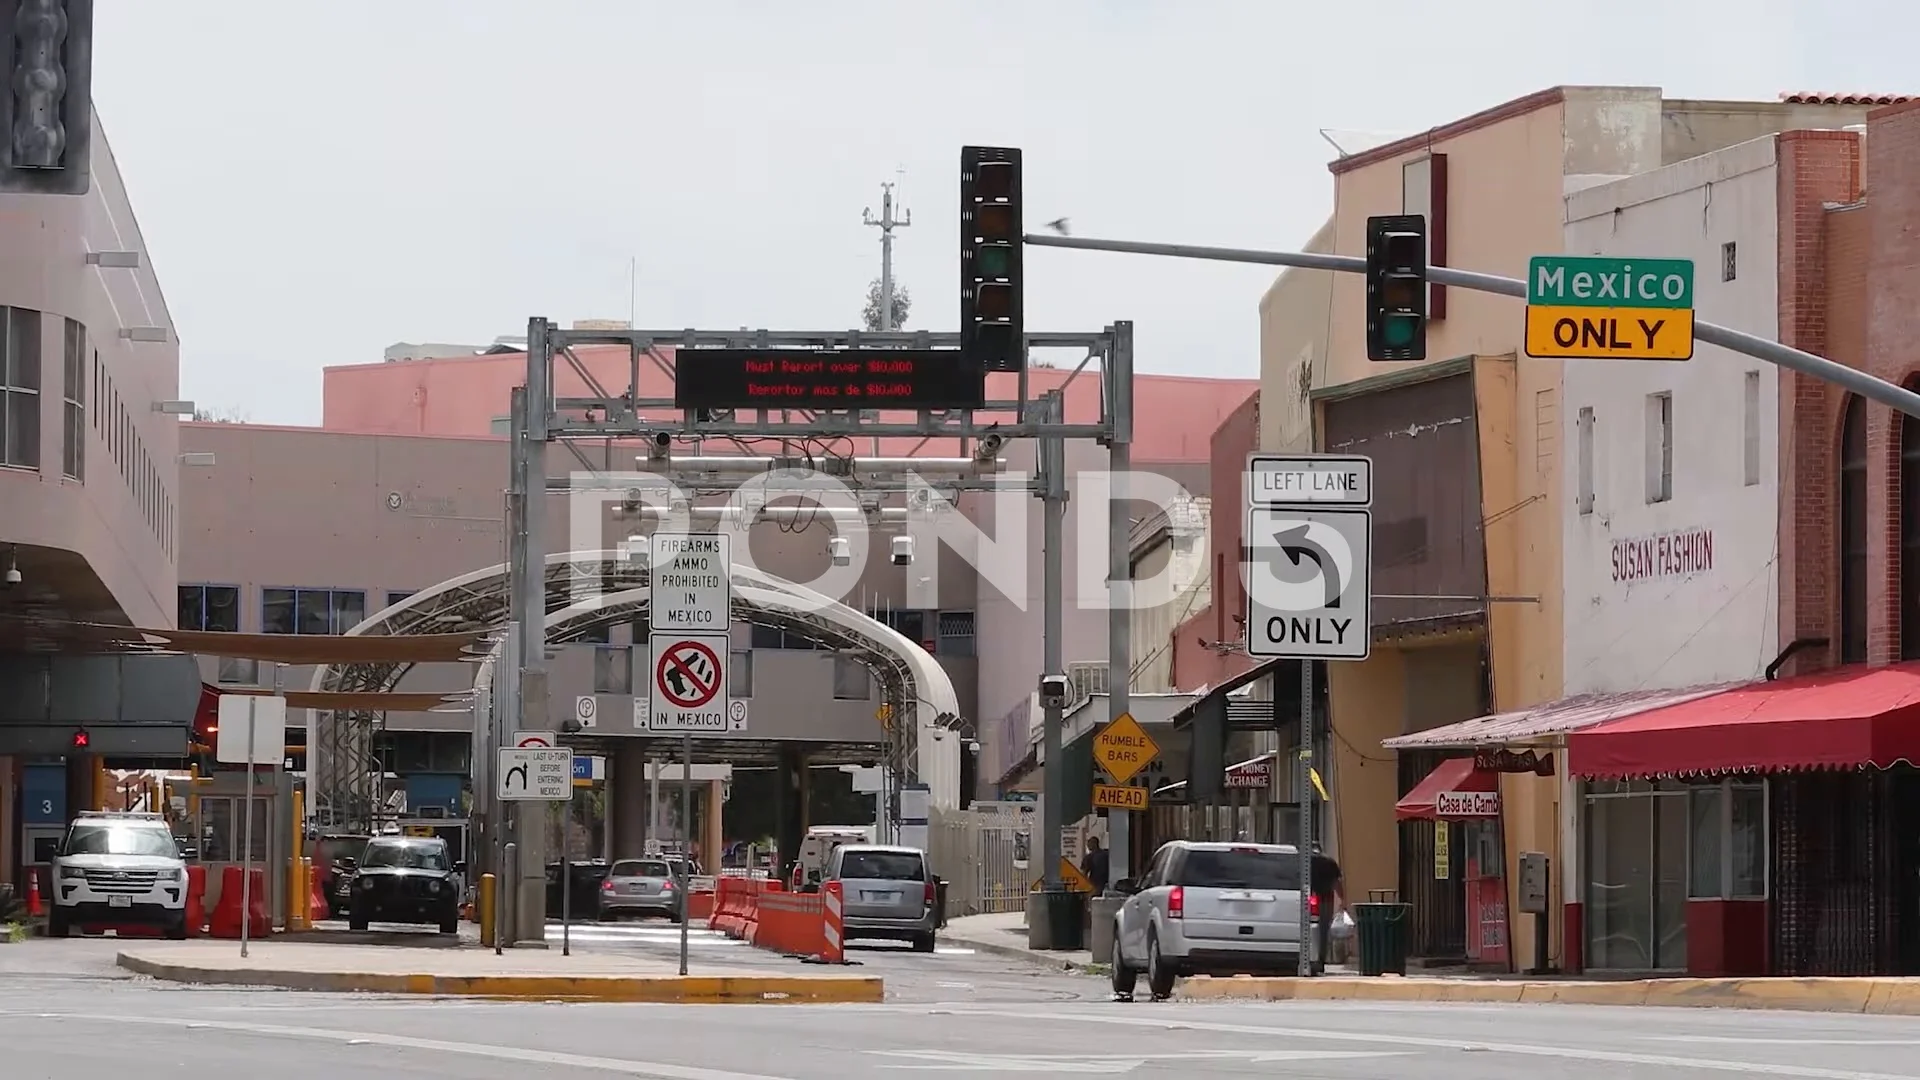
[[1721, 241, 1737, 282], [1644, 392, 1673, 504], [1, 306, 41, 469], [751, 623, 822, 650], [1575, 406, 1596, 515], [1839, 396, 1867, 664], [61, 320, 84, 480], [577, 622, 611, 645], [1687, 780, 1767, 900], [178, 584, 242, 632], [936, 610, 976, 657], [593, 646, 631, 694], [385, 590, 415, 609], [1401, 153, 1448, 320], [870, 607, 929, 647], [1901, 404, 1920, 660], [730, 649, 753, 697], [832, 655, 871, 700], [262, 587, 367, 635], [217, 657, 260, 685], [1742, 371, 1761, 487]]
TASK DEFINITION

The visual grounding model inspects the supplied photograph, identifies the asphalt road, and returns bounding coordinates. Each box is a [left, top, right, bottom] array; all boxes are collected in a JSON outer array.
[[6, 934, 1920, 1078]]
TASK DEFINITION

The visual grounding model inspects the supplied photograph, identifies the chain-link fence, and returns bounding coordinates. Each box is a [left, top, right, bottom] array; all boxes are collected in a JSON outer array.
[[928, 805, 1035, 918]]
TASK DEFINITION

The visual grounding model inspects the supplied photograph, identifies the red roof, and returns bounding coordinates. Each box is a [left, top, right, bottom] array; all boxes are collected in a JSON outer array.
[[1394, 757, 1498, 821], [1567, 663, 1920, 779], [1779, 92, 1914, 106]]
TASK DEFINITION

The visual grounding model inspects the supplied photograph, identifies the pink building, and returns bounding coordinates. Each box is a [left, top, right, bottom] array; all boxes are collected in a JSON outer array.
[[0, 115, 191, 889]]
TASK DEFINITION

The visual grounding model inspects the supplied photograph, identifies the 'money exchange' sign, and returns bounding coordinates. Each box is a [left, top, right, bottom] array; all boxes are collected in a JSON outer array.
[[1523, 255, 1695, 361]]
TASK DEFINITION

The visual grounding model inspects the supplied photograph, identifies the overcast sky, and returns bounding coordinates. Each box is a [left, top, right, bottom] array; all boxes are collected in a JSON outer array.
[[91, 0, 1909, 425]]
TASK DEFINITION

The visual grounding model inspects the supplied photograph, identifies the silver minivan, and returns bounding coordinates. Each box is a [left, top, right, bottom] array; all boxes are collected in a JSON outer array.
[[1109, 840, 1319, 1000], [824, 843, 938, 953]]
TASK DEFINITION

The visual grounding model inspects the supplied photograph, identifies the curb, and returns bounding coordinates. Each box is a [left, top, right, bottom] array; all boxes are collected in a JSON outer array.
[[115, 953, 885, 1003], [939, 932, 1099, 974], [1174, 974, 1920, 1015]]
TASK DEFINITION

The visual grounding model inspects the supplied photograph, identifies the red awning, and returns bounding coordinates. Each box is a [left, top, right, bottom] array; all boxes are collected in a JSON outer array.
[[1395, 757, 1499, 821], [1567, 662, 1920, 779]]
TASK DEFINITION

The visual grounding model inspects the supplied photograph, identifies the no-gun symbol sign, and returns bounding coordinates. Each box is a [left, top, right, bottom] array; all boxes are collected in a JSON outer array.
[[656, 639, 722, 710]]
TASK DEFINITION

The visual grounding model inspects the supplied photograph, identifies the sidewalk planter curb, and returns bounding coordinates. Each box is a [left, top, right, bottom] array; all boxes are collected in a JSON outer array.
[[115, 952, 884, 1003], [940, 932, 1097, 973], [1174, 974, 1920, 1015]]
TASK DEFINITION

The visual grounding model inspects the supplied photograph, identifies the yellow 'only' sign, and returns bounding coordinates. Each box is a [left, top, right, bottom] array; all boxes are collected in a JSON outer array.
[[1092, 783, 1149, 811], [1524, 306, 1694, 361]]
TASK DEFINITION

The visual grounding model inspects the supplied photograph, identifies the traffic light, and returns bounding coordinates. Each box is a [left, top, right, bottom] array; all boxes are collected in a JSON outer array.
[[71, 726, 89, 749], [1366, 214, 1427, 362], [960, 145, 1024, 373], [0, 0, 94, 195]]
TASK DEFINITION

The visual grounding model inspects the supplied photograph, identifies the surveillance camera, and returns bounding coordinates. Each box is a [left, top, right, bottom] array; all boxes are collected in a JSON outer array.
[[651, 430, 673, 450], [3, 566, 19, 587], [828, 536, 852, 567], [890, 534, 914, 567], [974, 432, 1006, 460], [1038, 674, 1070, 709]]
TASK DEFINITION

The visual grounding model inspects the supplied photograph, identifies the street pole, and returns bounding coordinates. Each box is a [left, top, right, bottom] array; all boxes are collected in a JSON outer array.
[[1038, 390, 1067, 892], [1298, 659, 1314, 977], [1022, 232, 1920, 421], [1106, 324, 1134, 885], [239, 696, 256, 959], [511, 317, 554, 943], [864, 181, 911, 331], [679, 730, 692, 976]]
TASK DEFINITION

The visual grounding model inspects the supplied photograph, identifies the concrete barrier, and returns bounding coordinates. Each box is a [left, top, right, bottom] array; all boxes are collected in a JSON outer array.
[[1175, 974, 1920, 1014]]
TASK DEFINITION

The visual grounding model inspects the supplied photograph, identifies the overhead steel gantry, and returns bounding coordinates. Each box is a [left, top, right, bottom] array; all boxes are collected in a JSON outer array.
[[318, 317, 1136, 941]]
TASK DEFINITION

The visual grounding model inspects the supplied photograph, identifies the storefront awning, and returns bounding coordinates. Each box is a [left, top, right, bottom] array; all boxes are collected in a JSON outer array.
[[1568, 662, 1920, 779], [1380, 684, 1739, 751], [1395, 757, 1499, 820]]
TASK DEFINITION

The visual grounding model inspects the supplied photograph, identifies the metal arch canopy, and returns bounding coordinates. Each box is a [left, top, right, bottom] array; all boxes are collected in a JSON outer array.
[[304, 550, 961, 823], [465, 584, 961, 812]]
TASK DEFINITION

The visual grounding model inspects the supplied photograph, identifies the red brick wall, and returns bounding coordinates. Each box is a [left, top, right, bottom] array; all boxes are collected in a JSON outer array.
[[1170, 391, 1261, 690], [1775, 129, 1864, 676], [1863, 100, 1920, 663]]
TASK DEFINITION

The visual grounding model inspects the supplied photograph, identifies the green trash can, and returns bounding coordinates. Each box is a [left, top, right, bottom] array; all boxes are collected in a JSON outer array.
[[1040, 887, 1087, 950], [1353, 902, 1412, 976]]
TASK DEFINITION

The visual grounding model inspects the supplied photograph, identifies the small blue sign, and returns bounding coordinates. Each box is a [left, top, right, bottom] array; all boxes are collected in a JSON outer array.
[[22, 764, 66, 825], [572, 756, 592, 781]]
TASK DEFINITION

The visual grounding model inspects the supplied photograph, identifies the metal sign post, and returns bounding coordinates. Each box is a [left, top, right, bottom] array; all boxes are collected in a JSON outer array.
[[1243, 454, 1375, 978], [239, 700, 256, 959], [561, 813, 572, 957], [680, 731, 692, 977]]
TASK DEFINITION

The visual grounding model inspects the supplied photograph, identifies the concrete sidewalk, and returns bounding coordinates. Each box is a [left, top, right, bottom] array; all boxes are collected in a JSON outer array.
[[1176, 971, 1920, 1014], [116, 941, 883, 1003], [940, 911, 1097, 972]]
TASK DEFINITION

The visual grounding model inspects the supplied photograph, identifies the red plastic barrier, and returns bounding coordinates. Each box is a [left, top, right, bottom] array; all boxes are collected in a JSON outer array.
[[750, 889, 825, 956], [711, 878, 745, 937], [208, 866, 271, 939], [687, 890, 715, 922], [185, 865, 208, 937], [308, 863, 327, 925]]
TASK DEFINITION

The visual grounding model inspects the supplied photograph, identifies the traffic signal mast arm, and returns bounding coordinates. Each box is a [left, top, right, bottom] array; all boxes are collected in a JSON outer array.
[[1023, 232, 1920, 422]]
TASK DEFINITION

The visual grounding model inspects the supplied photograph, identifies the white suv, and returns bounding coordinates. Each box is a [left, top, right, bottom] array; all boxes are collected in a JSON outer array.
[[49, 811, 189, 939]]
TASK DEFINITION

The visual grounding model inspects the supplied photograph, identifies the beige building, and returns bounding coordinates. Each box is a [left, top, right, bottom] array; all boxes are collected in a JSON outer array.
[[0, 114, 190, 890], [1296, 87, 1883, 971]]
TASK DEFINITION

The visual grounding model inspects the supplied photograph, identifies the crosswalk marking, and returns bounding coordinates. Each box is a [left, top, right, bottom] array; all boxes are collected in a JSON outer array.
[[546, 921, 744, 947]]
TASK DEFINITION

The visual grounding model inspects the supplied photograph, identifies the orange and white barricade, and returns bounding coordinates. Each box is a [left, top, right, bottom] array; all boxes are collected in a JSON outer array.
[[820, 880, 846, 964]]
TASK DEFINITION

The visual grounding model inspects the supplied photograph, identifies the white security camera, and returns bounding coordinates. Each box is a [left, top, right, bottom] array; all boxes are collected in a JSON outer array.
[[828, 536, 852, 567], [1038, 674, 1070, 709], [890, 534, 914, 567], [2, 566, 18, 587]]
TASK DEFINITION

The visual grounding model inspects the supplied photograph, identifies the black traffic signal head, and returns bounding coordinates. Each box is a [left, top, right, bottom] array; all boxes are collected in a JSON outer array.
[[960, 145, 1024, 373], [0, 0, 95, 195], [1366, 214, 1427, 362]]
